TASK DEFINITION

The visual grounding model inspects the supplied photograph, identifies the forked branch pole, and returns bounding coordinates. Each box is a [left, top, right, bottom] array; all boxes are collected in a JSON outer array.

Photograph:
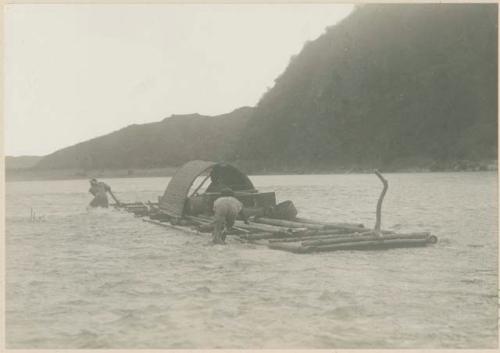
[[374, 170, 388, 233]]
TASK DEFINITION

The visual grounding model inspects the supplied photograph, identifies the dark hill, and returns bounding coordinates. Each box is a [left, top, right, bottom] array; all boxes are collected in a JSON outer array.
[[34, 4, 497, 174], [36, 107, 252, 170], [235, 4, 497, 171]]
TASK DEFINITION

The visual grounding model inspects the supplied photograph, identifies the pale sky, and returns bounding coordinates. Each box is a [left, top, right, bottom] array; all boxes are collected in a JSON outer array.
[[5, 4, 354, 156]]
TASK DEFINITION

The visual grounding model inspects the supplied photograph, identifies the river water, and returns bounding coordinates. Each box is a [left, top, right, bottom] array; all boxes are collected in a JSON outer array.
[[5, 172, 498, 348]]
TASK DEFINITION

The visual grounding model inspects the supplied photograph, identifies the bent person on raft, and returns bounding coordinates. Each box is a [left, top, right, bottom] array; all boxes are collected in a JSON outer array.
[[212, 187, 244, 244]]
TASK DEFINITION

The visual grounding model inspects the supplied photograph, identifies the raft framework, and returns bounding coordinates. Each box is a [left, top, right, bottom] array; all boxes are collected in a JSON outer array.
[[113, 160, 438, 253]]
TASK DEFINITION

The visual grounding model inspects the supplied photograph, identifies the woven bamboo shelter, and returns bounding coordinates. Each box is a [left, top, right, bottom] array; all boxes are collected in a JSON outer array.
[[159, 160, 255, 217]]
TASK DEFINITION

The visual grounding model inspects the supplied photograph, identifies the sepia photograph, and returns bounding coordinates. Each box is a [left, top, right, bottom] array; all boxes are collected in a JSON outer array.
[[4, 2, 498, 349]]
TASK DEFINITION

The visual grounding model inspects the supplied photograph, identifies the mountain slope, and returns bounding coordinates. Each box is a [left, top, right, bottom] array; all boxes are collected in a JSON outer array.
[[34, 4, 497, 173], [5, 156, 43, 170], [36, 107, 252, 170], [235, 4, 497, 170]]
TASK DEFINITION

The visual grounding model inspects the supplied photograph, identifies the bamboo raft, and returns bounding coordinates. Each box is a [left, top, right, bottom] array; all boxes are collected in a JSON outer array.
[[109, 160, 438, 253]]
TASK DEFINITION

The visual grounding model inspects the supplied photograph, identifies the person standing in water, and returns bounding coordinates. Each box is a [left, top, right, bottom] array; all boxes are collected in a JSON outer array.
[[88, 179, 111, 208], [212, 188, 243, 244]]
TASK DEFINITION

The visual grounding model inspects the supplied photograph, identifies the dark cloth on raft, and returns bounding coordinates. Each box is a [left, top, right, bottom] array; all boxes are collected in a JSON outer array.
[[89, 182, 111, 208]]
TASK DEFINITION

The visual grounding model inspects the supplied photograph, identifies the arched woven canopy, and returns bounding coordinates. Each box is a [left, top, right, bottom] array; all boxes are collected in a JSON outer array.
[[159, 160, 254, 217]]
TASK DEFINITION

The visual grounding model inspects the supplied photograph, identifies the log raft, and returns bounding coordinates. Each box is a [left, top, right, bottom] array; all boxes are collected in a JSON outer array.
[[115, 200, 438, 253], [107, 162, 438, 254], [135, 210, 438, 253]]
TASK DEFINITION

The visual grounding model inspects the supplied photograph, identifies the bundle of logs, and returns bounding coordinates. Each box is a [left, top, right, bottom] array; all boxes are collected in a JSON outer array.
[[172, 214, 436, 253], [112, 170, 438, 253]]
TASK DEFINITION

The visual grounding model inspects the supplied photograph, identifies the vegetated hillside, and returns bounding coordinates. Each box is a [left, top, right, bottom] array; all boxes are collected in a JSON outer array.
[[35, 4, 497, 174], [36, 107, 252, 170], [5, 156, 43, 170], [234, 4, 498, 171]]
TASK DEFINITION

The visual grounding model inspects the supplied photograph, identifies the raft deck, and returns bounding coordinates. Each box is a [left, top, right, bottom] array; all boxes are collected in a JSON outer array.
[[113, 202, 438, 253]]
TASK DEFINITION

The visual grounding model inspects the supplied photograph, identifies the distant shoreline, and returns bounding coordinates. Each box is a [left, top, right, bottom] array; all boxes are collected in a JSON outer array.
[[6, 161, 498, 182]]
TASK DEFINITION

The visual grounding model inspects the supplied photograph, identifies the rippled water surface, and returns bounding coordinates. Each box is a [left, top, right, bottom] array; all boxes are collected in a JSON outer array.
[[6, 172, 498, 348]]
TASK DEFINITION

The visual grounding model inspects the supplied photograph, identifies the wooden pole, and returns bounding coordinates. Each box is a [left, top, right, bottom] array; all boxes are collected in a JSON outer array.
[[235, 220, 306, 234], [108, 190, 122, 207], [302, 232, 430, 247], [253, 217, 325, 230], [294, 217, 365, 229], [269, 238, 431, 254], [374, 170, 388, 234], [199, 216, 280, 232], [143, 218, 201, 235], [237, 232, 278, 240], [264, 228, 366, 241], [304, 238, 430, 253], [268, 232, 367, 243]]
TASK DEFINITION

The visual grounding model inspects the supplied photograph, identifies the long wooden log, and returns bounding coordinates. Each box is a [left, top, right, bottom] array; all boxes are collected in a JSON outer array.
[[143, 219, 244, 235], [253, 217, 325, 230], [302, 232, 431, 247], [324, 224, 367, 231], [194, 214, 305, 234], [303, 238, 431, 253], [269, 231, 373, 243], [241, 221, 294, 233], [143, 219, 201, 235], [303, 231, 429, 246], [124, 207, 148, 211], [237, 221, 306, 234], [269, 234, 364, 243], [237, 232, 278, 240], [269, 237, 431, 254], [269, 228, 359, 238], [230, 226, 251, 234], [242, 228, 363, 241], [303, 228, 361, 236], [202, 214, 348, 232], [298, 228, 394, 238], [232, 222, 279, 233], [263, 228, 373, 242], [267, 230, 365, 243], [124, 206, 148, 211], [113, 202, 149, 207], [294, 217, 364, 229]]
